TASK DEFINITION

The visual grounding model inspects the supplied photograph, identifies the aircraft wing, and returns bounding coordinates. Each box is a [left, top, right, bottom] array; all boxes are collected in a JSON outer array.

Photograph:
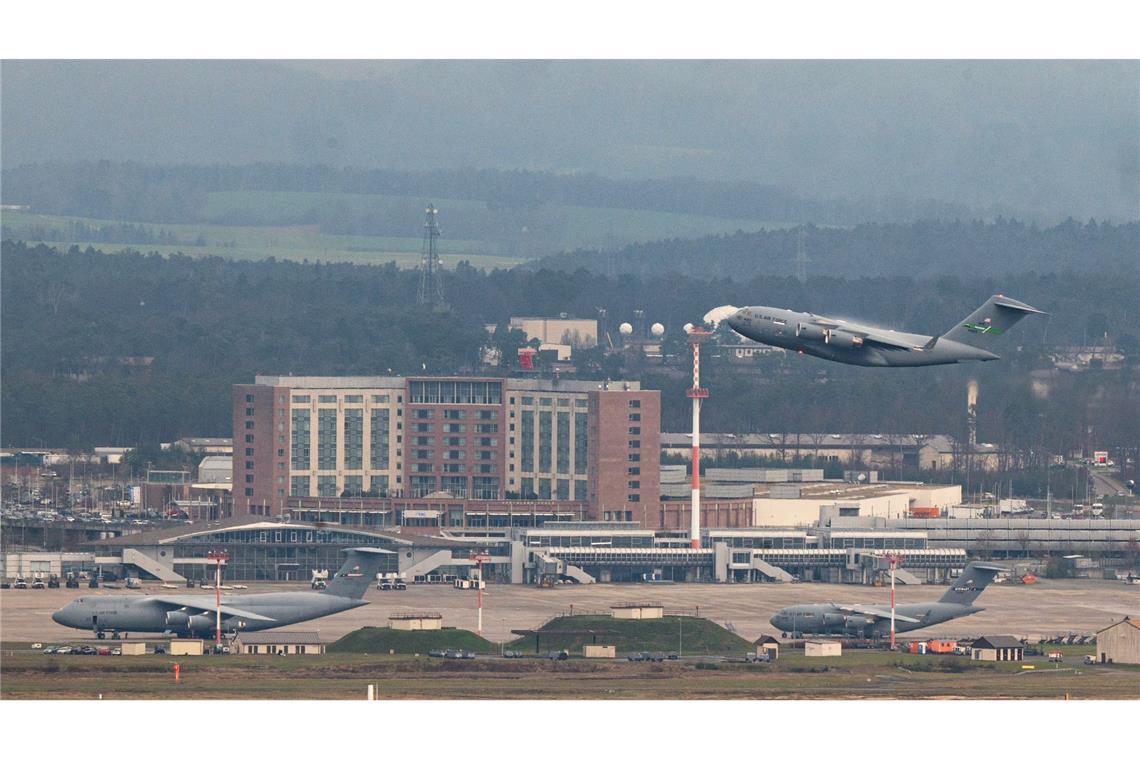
[[832, 603, 921, 623], [810, 318, 929, 351], [140, 595, 277, 622]]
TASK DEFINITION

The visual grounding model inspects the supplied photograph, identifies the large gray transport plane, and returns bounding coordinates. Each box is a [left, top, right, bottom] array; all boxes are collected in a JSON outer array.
[[769, 562, 1006, 637], [51, 548, 388, 638], [725, 294, 1043, 366]]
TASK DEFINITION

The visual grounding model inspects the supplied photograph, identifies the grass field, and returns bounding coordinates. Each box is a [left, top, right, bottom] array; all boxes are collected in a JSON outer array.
[[2, 188, 789, 269], [3, 647, 1135, 700], [328, 627, 499, 654], [506, 614, 752, 656], [2, 210, 517, 269]]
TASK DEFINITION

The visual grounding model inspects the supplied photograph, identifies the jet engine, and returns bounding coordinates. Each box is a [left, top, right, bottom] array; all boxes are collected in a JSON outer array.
[[822, 613, 845, 628], [187, 613, 217, 631], [165, 610, 190, 628], [795, 323, 827, 341], [825, 330, 865, 348], [844, 615, 875, 632]]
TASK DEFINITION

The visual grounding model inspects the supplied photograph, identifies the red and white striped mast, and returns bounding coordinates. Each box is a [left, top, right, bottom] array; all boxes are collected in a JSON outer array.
[[685, 325, 712, 550], [207, 550, 229, 648]]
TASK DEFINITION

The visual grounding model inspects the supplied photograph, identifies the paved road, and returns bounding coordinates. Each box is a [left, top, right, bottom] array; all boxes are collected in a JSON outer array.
[[3, 578, 1137, 644]]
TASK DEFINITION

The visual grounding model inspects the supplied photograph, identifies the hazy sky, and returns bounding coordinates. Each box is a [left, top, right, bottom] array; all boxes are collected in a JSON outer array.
[[2, 60, 1137, 221]]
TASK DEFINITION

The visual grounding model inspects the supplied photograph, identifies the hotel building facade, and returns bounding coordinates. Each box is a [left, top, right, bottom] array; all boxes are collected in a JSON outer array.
[[233, 376, 660, 526]]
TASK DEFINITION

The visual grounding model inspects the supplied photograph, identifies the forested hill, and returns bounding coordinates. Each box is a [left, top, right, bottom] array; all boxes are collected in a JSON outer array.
[[530, 218, 1140, 279], [2, 240, 1138, 448]]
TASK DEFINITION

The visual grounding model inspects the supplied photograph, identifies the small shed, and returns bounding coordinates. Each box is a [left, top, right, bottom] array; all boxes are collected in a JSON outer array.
[[237, 631, 325, 655], [119, 641, 149, 656], [170, 639, 204, 656], [1096, 617, 1140, 664], [584, 644, 616, 658], [969, 635, 1024, 662], [754, 635, 780, 660], [611, 603, 664, 620], [805, 640, 842, 657], [389, 612, 443, 631]]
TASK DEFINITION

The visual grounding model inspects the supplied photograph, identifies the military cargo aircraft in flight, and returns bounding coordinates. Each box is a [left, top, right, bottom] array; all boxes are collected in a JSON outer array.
[[722, 294, 1044, 366], [769, 562, 1006, 637], [51, 548, 389, 638]]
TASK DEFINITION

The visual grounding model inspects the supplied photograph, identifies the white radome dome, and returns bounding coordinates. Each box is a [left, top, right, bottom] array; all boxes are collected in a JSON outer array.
[[650, 322, 665, 337], [618, 322, 634, 335], [683, 322, 695, 334]]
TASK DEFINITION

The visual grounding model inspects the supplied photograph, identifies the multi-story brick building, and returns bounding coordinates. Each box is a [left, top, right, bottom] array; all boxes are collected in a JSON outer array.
[[232, 376, 660, 526]]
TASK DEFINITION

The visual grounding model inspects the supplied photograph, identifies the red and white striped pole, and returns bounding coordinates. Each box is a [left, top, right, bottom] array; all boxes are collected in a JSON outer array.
[[686, 328, 712, 550], [207, 550, 228, 648]]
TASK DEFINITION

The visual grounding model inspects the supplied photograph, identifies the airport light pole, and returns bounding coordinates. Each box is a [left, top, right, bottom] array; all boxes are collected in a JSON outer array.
[[885, 553, 900, 649], [207, 550, 229, 648], [471, 553, 492, 636]]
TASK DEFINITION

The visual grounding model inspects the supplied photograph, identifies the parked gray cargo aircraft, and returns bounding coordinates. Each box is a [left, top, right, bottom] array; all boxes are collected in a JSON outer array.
[[769, 562, 1006, 637], [51, 548, 388, 638], [722, 294, 1043, 366]]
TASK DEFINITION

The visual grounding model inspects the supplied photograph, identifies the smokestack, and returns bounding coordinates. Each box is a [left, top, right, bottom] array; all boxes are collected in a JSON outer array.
[[967, 379, 979, 449]]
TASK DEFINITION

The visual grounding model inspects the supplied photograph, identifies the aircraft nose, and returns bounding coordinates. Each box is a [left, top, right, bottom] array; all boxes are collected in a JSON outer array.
[[51, 606, 67, 625], [726, 307, 749, 330], [769, 614, 781, 627]]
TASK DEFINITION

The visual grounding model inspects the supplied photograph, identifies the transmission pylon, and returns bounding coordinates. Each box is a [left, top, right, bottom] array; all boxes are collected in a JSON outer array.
[[417, 204, 447, 309]]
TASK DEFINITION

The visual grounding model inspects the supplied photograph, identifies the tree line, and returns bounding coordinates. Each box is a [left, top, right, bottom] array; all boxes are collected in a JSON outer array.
[[1, 240, 1136, 455]]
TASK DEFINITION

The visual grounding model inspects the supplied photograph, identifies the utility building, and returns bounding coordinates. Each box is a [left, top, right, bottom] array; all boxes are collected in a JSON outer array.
[[969, 635, 1024, 662]]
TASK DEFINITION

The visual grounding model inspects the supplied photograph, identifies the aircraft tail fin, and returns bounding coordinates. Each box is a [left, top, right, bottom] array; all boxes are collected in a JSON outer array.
[[322, 548, 391, 599], [938, 562, 1005, 606], [942, 295, 1045, 348]]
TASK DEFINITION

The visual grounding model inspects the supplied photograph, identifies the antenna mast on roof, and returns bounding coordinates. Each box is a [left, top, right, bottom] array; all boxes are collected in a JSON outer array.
[[417, 204, 447, 309]]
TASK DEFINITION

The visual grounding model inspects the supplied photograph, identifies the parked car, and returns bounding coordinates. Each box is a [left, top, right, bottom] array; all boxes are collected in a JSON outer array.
[[547, 650, 569, 661], [1083, 655, 1097, 665], [502, 650, 523, 659], [428, 649, 445, 658]]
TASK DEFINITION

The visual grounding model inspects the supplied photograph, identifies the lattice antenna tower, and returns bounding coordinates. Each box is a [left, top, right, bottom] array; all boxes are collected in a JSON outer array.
[[417, 204, 446, 308], [794, 227, 810, 284]]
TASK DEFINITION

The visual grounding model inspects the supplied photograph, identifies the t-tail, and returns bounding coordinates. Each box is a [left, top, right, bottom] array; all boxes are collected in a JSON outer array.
[[942, 295, 1045, 349], [321, 548, 391, 599], [938, 562, 1006, 607]]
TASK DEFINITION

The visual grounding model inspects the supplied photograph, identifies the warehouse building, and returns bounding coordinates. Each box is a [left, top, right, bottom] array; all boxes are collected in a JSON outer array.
[[233, 375, 659, 526], [660, 433, 1002, 472], [1095, 617, 1140, 664]]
